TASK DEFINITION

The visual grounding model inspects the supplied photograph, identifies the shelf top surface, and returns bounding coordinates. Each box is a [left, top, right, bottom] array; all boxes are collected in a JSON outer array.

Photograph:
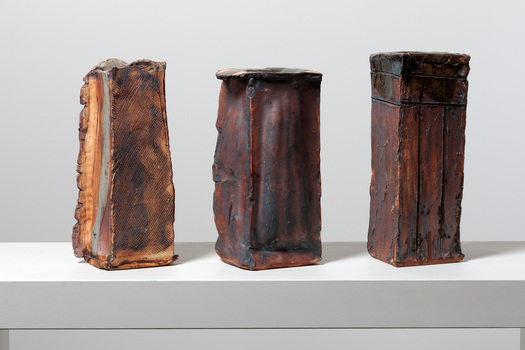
[[1, 241, 524, 283]]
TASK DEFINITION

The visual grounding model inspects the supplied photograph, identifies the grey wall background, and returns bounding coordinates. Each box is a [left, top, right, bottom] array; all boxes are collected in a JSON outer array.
[[1, 0, 524, 244]]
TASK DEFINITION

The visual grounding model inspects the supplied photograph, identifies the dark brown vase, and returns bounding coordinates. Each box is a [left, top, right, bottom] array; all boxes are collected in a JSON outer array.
[[368, 52, 469, 267], [213, 68, 322, 270], [73, 59, 177, 270]]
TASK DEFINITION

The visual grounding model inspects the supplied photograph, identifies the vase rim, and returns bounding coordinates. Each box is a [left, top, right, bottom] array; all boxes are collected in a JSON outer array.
[[217, 68, 322, 80], [87, 59, 166, 75]]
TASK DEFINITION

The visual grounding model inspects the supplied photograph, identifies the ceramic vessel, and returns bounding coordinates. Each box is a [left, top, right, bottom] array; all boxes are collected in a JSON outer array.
[[368, 52, 469, 266], [73, 59, 177, 270], [213, 68, 322, 270]]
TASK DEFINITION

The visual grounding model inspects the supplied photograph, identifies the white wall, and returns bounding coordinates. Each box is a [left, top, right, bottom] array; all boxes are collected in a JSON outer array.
[[0, 0, 523, 244]]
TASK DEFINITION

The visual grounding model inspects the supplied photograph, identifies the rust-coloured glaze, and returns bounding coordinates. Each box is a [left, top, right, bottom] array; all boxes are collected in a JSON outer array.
[[213, 68, 322, 270], [73, 59, 177, 270], [368, 52, 469, 267]]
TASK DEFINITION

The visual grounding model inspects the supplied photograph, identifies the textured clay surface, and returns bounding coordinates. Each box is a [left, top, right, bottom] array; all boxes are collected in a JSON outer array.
[[213, 68, 322, 270], [73, 59, 176, 270], [368, 52, 469, 267]]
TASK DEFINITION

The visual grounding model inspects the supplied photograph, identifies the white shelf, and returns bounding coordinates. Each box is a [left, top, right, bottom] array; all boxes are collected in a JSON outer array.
[[1, 242, 524, 329]]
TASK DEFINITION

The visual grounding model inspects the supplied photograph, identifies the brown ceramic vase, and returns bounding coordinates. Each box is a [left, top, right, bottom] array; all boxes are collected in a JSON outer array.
[[73, 58, 177, 270], [213, 68, 322, 270], [368, 52, 469, 267]]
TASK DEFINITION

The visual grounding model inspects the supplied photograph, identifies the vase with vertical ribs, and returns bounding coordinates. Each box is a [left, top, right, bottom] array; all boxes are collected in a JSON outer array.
[[368, 52, 470, 267], [213, 68, 322, 270], [73, 58, 177, 270]]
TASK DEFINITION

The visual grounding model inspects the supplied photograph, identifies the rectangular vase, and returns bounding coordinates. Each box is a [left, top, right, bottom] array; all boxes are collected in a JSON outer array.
[[213, 68, 322, 270], [73, 59, 177, 270], [368, 52, 470, 267]]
